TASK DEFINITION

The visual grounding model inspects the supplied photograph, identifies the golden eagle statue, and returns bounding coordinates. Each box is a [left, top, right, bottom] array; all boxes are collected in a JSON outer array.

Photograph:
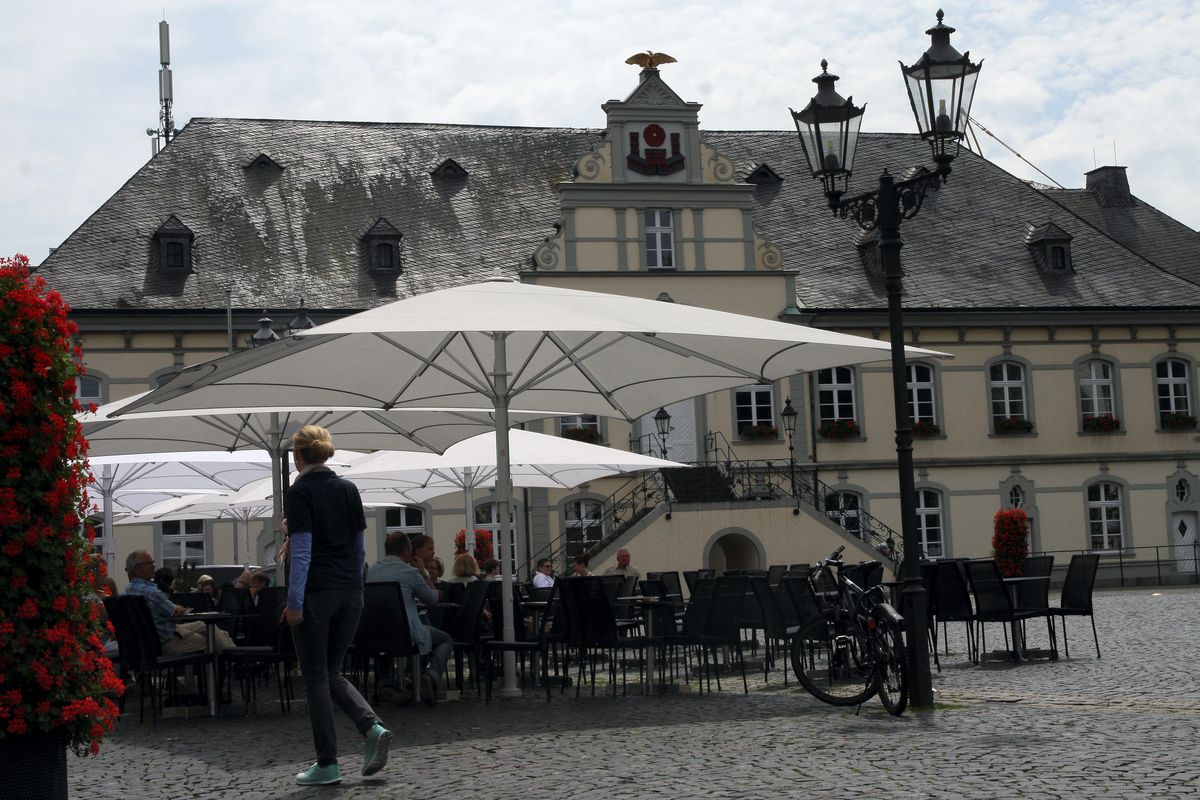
[[625, 51, 677, 69]]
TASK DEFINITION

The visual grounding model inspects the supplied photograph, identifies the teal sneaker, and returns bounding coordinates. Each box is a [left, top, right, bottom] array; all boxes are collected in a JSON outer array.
[[295, 762, 342, 785], [362, 723, 392, 777]]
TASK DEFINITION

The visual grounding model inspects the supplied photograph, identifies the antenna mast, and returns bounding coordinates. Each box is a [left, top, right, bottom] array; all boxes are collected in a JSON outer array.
[[146, 19, 176, 156]]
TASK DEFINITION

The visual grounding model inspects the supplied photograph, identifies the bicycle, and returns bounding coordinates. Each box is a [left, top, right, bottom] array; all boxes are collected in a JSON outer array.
[[790, 545, 909, 716]]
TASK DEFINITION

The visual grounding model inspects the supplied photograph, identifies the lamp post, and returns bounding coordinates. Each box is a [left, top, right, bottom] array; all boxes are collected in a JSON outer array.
[[789, 10, 981, 709], [287, 298, 315, 336], [653, 406, 672, 460], [781, 397, 799, 515], [249, 310, 279, 348]]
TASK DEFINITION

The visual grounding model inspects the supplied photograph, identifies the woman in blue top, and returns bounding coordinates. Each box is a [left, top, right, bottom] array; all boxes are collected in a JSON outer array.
[[284, 424, 391, 786]]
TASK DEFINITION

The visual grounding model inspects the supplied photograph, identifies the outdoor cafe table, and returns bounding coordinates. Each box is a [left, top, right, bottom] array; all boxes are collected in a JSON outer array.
[[1001, 576, 1051, 662], [171, 611, 235, 716]]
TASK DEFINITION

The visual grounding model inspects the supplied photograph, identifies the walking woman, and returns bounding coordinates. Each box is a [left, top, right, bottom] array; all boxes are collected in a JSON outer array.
[[284, 424, 391, 785]]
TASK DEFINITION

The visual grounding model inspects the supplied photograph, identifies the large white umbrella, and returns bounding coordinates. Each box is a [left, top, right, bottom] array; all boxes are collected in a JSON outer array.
[[79, 393, 562, 563], [116, 277, 948, 695], [342, 429, 685, 553]]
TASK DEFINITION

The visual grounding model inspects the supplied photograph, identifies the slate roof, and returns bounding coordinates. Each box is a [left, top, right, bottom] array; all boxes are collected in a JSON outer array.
[[35, 118, 1200, 313]]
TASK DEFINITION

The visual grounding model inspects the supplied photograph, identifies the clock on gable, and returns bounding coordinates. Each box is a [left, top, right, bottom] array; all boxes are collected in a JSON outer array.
[[627, 122, 685, 176]]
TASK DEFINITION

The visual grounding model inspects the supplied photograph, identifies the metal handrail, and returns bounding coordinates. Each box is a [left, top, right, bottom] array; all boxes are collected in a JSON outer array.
[[1031, 542, 1200, 588]]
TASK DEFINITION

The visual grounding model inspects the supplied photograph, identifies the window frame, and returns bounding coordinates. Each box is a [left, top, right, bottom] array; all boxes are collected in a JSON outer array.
[[1085, 480, 1127, 553], [823, 490, 863, 538], [733, 383, 778, 440], [985, 356, 1035, 434], [558, 414, 604, 444], [75, 371, 106, 409], [816, 366, 859, 425], [1074, 355, 1123, 432], [383, 505, 426, 537], [474, 499, 522, 575], [915, 488, 945, 559], [1154, 355, 1195, 428], [561, 496, 606, 563], [905, 362, 941, 429], [644, 208, 675, 270], [158, 518, 209, 570]]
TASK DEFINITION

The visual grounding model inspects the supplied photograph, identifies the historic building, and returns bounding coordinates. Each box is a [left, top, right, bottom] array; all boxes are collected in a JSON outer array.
[[37, 65, 1200, 585]]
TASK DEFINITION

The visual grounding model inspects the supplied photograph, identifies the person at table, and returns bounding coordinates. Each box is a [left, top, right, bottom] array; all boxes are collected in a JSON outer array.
[[443, 553, 480, 584], [570, 555, 592, 577], [407, 534, 441, 593], [123, 550, 235, 656], [604, 547, 641, 581], [427, 556, 445, 588], [152, 565, 175, 595], [366, 532, 454, 708], [284, 424, 391, 786], [533, 558, 555, 588], [480, 558, 502, 581], [195, 574, 220, 611], [247, 571, 271, 607]]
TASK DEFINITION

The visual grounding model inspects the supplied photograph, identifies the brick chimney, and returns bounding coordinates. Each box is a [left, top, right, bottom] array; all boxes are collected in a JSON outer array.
[[1085, 165, 1136, 208]]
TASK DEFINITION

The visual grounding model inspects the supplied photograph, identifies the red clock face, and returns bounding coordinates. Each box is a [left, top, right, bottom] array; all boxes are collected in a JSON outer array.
[[643, 124, 666, 147]]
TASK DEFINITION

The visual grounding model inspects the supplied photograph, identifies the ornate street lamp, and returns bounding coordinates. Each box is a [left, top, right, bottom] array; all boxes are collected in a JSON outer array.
[[781, 397, 799, 515], [287, 298, 315, 336], [249, 310, 279, 348], [653, 406, 672, 460], [789, 9, 982, 709]]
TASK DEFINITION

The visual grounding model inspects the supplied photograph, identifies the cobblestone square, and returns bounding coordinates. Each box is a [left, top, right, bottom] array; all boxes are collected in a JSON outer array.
[[71, 586, 1199, 799]]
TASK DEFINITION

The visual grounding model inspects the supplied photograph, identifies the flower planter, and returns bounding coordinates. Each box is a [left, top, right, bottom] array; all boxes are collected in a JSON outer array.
[[910, 421, 940, 437], [561, 427, 603, 444], [1161, 413, 1197, 431], [992, 508, 1030, 578], [0, 732, 67, 800], [995, 417, 1034, 434], [739, 425, 778, 441], [818, 419, 860, 440], [1082, 414, 1121, 433]]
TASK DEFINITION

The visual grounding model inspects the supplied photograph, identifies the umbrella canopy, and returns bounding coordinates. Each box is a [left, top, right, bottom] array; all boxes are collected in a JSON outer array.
[[115, 277, 949, 696]]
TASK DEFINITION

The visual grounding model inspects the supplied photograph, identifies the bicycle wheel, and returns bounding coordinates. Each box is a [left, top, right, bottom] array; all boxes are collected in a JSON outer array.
[[792, 615, 876, 706], [874, 615, 908, 716]]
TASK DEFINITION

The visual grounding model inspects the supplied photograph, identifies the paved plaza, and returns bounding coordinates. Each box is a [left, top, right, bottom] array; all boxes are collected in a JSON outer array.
[[70, 586, 1200, 799]]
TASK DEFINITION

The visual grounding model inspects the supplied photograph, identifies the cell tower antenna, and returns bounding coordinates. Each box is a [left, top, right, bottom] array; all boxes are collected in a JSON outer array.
[[146, 19, 176, 156]]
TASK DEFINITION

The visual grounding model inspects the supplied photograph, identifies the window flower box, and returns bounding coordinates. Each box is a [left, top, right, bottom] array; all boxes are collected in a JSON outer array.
[[1161, 412, 1197, 431], [818, 419, 860, 439], [995, 416, 1034, 434], [1082, 414, 1121, 433], [561, 426, 603, 444], [910, 420, 940, 437], [739, 424, 779, 441]]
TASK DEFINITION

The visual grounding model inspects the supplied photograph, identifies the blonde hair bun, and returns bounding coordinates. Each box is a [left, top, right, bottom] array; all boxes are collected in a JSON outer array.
[[292, 424, 336, 462]]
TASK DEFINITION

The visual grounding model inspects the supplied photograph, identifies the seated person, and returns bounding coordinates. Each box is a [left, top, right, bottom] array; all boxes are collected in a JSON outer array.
[[195, 574, 220, 611], [123, 550, 234, 656], [427, 556, 445, 589], [247, 572, 271, 607], [443, 553, 480, 584], [366, 533, 453, 707], [532, 558, 555, 588], [153, 565, 175, 595], [569, 555, 592, 577], [480, 558, 501, 581]]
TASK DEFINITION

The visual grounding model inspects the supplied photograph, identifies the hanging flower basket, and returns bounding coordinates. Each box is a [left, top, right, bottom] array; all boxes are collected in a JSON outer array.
[[910, 420, 941, 437], [739, 424, 778, 441], [818, 419, 860, 440], [995, 416, 1034, 434], [0, 255, 123, 777], [1082, 414, 1120, 433], [561, 426, 603, 444], [1161, 412, 1197, 431], [992, 508, 1030, 577], [453, 528, 494, 565]]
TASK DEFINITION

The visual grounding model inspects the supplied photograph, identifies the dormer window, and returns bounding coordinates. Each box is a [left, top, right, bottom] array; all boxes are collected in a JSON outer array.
[[431, 158, 468, 180], [243, 152, 285, 173], [152, 214, 194, 273], [744, 163, 783, 185], [363, 217, 403, 273], [1025, 222, 1073, 273]]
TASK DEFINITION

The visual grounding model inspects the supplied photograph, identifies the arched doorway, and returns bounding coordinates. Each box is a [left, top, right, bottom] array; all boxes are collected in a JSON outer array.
[[705, 529, 763, 574]]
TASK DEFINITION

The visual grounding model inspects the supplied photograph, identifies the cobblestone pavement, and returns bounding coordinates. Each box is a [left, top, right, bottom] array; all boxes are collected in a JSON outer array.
[[70, 586, 1200, 799]]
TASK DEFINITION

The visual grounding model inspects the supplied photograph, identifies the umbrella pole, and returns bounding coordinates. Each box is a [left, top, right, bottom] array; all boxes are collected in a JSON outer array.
[[463, 467, 474, 553], [270, 413, 285, 585], [493, 333, 521, 698], [100, 464, 116, 576]]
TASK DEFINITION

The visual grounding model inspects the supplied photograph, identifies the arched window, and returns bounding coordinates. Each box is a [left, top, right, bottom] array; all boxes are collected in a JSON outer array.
[[989, 362, 1028, 423], [75, 374, 104, 408], [1156, 358, 1192, 422], [384, 506, 424, 536], [160, 519, 206, 568], [475, 501, 519, 572], [906, 364, 937, 425], [823, 491, 862, 538], [1008, 485, 1025, 509], [817, 367, 857, 424], [1078, 359, 1116, 418]]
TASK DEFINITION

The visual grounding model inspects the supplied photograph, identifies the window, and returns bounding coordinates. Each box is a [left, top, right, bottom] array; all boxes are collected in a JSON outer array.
[[475, 502, 519, 573], [1008, 485, 1025, 509], [165, 242, 186, 270], [559, 414, 602, 444], [384, 506, 424, 536], [816, 367, 856, 423], [916, 489, 944, 558], [87, 514, 106, 559], [1156, 358, 1191, 420], [824, 491, 862, 538], [645, 209, 674, 270], [989, 362, 1027, 423], [376, 242, 395, 270], [1050, 246, 1068, 270], [564, 499, 604, 561], [75, 374, 103, 409], [1087, 482, 1124, 551], [735, 384, 776, 437], [160, 519, 206, 569], [906, 364, 937, 424], [1078, 359, 1116, 419]]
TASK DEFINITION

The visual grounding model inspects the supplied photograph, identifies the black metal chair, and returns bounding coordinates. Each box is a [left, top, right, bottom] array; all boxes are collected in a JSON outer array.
[[355, 582, 423, 705], [965, 559, 1048, 661], [483, 583, 559, 702], [450, 580, 492, 692], [746, 575, 798, 684], [219, 586, 297, 713], [662, 577, 718, 692], [766, 564, 787, 587], [931, 559, 976, 664], [116, 595, 214, 723], [681, 570, 699, 596], [1051, 553, 1101, 658]]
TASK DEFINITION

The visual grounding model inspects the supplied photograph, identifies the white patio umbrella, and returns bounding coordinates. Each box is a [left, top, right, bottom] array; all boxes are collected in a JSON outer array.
[[86, 451, 274, 569], [341, 429, 685, 552], [115, 277, 948, 695], [79, 393, 562, 564]]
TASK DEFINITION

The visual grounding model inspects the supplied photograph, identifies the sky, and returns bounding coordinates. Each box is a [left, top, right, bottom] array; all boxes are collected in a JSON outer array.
[[3, 0, 1199, 262]]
